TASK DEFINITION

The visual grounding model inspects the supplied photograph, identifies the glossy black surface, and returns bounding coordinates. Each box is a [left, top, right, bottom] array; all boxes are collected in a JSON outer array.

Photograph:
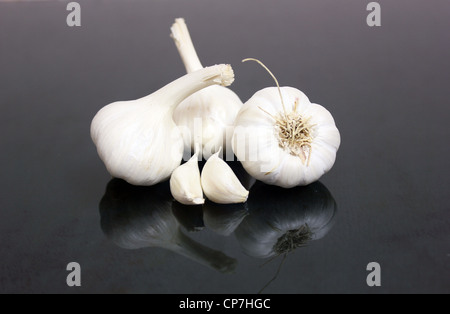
[[0, 0, 449, 293]]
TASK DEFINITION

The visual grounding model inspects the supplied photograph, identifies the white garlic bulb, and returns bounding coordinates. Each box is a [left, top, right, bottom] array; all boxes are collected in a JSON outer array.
[[171, 18, 243, 159], [170, 151, 204, 205], [100, 179, 237, 274], [201, 151, 249, 204], [91, 64, 234, 186], [235, 181, 337, 258], [232, 59, 340, 188]]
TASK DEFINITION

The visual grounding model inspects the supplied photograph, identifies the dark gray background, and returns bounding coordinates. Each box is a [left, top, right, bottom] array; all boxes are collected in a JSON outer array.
[[0, 0, 449, 294]]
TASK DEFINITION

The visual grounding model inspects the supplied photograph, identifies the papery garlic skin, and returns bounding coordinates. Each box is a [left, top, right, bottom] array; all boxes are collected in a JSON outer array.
[[91, 64, 234, 186], [171, 18, 243, 159], [232, 87, 340, 188], [92, 103, 182, 186], [201, 152, 249, 204], [170, 152, 204, 205]]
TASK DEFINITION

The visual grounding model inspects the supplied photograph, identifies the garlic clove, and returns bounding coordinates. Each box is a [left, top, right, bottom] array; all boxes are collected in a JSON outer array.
[[201, 151, 249, 204], [170, 152, 205, 205]]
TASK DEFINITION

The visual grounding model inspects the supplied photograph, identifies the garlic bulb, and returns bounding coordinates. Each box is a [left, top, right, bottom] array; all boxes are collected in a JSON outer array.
[[170, 150, 204, 205], [232, 59, 340, 188], [100, 179, 237, 274], [171, 18, 243, 159], [234, 181, 337, 258], [91, 64, 234, 186], [201, 151, 249, 204]]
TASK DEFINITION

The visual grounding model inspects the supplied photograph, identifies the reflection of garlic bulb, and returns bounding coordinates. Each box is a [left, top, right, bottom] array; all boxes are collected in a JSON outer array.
[[234, 181, 337, 258], [99, 179, 237, 273], [203, 202, 248, 236], [171, 18, 243, 158]]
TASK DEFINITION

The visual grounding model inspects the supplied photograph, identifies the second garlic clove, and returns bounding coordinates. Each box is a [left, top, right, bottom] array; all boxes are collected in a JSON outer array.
[[170, 152, 205, 205], [201, 152, 249, 204]]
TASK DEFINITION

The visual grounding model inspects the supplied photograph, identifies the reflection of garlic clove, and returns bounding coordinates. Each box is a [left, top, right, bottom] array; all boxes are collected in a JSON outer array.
[[172, 201, 205, 232], [203, 201, 248, 236], [234, 181, 337, 258], [99, 179, 237, 274], [170, 151, 204, 205], [201, 151, 249, 204]]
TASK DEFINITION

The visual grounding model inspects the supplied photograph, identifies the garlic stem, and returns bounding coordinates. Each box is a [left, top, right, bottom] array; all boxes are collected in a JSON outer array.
[[149, 64, 234, 110], [171, 18, 204, 73]]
